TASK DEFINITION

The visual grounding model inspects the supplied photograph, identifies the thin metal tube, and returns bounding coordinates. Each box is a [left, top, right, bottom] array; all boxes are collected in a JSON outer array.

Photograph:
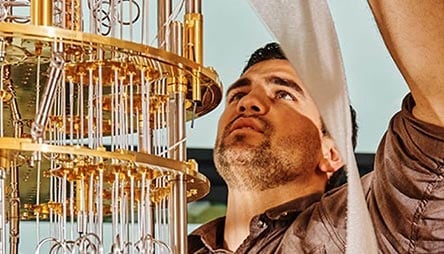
[[88, 173, 94, 234], [185, 0, 201, 13], [0, 170, 6, 254], [146, 179, 154, 241], [98, 168, 104, 241], [97, 53, 103, 147], [142, 0, 149, 44], [70, 175, 75, 240], [167, 73, 188, 253], [9, 159, 19, 254], [169, 121, 187, 254], [129, 74, 134, 151], [31, 43, 65, 142], [171, 21, 183, 56], [157, 0, 172, 50], [79, 74, 84, 143], [129, 175, 135, 254], [88, 68, 94, 148], [69, 80, 74, 145], [61, 172, 67, 241]]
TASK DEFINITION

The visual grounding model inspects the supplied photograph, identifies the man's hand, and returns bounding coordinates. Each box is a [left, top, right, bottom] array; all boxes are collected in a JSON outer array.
[[368, 0, 444, 127]]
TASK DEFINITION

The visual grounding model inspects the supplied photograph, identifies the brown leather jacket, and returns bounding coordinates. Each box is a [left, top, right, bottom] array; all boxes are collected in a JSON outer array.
[[188, 94, 444, 253]]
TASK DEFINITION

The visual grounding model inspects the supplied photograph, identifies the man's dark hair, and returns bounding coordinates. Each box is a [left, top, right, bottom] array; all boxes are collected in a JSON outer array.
[[242, 42, 287, 74], [242, 42, 359, 190]]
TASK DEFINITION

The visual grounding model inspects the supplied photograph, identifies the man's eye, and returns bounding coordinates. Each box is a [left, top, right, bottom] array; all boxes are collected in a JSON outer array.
[[275, 90, 295, 101], [228, 92, 246, 103]]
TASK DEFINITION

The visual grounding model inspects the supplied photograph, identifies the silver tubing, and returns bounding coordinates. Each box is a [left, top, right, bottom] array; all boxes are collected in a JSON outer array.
[[168, 89, 187, 253], [88, 68, 94, 148], [31, 41, 65, 142], [97, 52, 103, 147], [129, 74, 134, 151], [9, 160, 19, 254], [97, 168, 104, 241], [141, 0, 149, 44], [0, 170, 5, 254]]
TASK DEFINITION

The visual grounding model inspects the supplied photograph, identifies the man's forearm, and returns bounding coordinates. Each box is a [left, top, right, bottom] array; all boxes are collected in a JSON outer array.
[[368, 0, 444, 127]]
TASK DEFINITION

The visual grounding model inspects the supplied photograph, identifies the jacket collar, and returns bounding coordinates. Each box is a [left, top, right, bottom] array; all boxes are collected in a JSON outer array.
[[189, 192, 323, 251]]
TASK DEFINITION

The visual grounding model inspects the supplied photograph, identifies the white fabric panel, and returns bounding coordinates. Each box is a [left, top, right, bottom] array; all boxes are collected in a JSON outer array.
[[247, 1, 377, 253]]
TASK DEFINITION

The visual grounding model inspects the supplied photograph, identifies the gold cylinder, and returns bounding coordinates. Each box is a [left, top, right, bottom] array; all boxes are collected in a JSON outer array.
[[191, 70, 201, 103], [183, 13, 203, 65], [31, 0, 53, 26]]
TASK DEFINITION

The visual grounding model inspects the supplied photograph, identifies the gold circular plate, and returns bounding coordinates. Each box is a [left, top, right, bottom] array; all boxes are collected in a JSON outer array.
[[0, 23, 223, 136]]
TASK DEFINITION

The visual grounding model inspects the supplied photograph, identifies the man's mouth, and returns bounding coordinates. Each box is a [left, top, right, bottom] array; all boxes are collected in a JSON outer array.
[[228, 117, 264, 134]]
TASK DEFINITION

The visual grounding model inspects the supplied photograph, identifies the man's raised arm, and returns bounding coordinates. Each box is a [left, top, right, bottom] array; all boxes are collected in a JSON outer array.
[[368, 0, 444, 127]]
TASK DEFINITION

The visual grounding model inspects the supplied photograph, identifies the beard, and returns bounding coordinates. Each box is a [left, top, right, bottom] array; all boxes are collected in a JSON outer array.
[[214, 118, 321, 191]]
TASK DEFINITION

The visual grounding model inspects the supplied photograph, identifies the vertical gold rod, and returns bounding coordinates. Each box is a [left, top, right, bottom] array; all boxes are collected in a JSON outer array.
[[184, 0, 202, 103], [183, 0, 202, 64], [157, 0, 172, 50], [31, 0, 53, 26]]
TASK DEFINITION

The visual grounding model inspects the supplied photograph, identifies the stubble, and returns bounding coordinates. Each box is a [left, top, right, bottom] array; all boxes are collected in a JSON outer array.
[[214, 118, 320, 191]]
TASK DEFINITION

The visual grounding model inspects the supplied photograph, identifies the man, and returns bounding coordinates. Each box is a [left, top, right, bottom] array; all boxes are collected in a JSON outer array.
[[189, 1, 444, 253]]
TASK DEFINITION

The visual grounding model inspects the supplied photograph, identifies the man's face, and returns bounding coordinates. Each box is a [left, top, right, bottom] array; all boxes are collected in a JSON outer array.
[[214, 59, 327, 191]]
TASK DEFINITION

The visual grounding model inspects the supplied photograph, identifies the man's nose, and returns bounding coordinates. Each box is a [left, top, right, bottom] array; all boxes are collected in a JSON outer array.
[[237, 91, 269, 115]]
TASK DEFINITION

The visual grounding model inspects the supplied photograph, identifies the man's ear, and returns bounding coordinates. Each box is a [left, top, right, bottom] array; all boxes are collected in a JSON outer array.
[[318, 137, 344, 175]]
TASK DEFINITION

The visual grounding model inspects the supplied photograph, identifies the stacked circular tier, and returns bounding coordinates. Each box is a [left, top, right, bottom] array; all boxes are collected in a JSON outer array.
[[0, 11, 222, 253]]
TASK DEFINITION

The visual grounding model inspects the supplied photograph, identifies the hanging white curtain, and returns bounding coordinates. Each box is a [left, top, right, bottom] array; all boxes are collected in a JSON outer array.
[[248, 1, 377, 253]]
